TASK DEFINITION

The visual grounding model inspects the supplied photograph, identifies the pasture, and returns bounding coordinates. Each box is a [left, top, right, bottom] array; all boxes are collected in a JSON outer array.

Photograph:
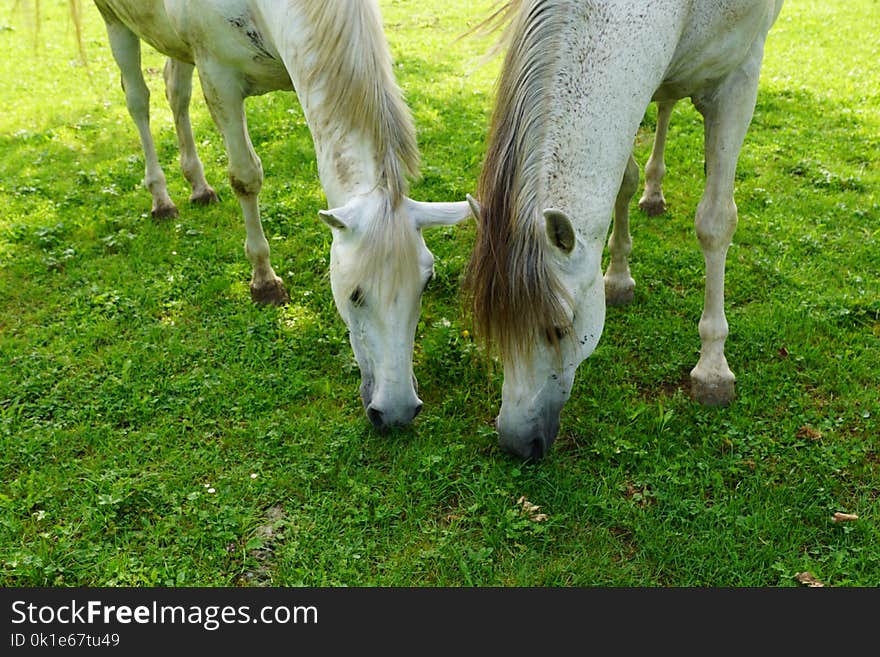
[[1, 0, 877, 586]]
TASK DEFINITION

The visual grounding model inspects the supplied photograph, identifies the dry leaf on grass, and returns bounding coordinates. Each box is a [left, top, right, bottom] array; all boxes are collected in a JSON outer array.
[[796, 425, 823, 441], [516, 496, 548, 522], [832, 512, 858, 523], [794, 572, 825, 588]]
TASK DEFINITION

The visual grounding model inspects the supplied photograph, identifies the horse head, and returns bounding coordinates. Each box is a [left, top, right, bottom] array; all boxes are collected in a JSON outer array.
[[321, 190, 472, 431], [468, 198, 606, 460]]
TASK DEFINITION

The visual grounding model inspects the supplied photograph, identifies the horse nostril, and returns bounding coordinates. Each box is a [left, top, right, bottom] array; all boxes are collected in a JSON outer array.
[[528, 437, 546, 461], [413, 403, 423, 419], [367, 406, 385, 430]]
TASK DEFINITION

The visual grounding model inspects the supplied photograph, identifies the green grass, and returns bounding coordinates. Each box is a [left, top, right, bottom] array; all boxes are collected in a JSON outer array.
[[1, 0, 877, 587]]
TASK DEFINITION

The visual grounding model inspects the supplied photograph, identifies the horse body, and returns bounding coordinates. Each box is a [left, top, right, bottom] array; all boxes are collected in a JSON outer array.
[[466, 0, 784, 459], [93, 0, 471, 429]]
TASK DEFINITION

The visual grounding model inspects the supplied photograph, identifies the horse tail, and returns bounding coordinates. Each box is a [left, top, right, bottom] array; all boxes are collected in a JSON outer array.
[[67, 0, 87, 64], [21, 0, 86, 63]]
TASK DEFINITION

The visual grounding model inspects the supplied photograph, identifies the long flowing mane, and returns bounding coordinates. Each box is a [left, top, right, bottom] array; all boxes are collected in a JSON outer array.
[[301, 1, 422, 302], [301, 1, 420, 205], [464, 0, 574, 359]]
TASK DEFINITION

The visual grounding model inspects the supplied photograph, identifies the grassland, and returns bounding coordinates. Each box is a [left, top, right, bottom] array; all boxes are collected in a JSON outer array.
[[1, 0, 877, 586]]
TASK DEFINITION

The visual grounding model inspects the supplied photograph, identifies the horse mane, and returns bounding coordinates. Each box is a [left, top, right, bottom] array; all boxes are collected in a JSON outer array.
[[301, 2, 422, 305], [301, 1, 420, 206], [463, 0, 574, 360]]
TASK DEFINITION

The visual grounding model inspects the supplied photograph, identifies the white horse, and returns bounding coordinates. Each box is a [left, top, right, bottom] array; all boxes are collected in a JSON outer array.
[[81, 1, 472, 430], [465, 0, 784, 459]]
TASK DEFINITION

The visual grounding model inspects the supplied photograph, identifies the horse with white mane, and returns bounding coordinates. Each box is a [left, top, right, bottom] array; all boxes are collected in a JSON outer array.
[[465, 0, 785, 460], [64, 1, 472, 430]]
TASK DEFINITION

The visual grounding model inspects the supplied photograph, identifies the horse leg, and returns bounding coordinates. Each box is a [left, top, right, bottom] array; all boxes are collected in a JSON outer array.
[[163, 58, 219, 206], [690, 58, 762, 406], [100, 16, 177, 218], [196, 61, 289, 306], [604, 154, 640, 306], [638, 99, 675, 217]]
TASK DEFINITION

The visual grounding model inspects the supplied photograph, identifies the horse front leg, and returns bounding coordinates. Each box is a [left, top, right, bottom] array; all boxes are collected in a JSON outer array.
[[604, 154, 640, 306], [163, 58, 219, 206], [690, 55, 764, 406], [638, 99, 675, 217], [196, 61, 289, 306], [100, 15, 177, 218]]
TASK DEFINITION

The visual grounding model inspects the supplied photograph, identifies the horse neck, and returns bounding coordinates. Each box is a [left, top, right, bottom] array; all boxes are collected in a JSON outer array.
[[533, 3, 683, 243], [255, 0, 419, 208], [312, 127, 390, 210]]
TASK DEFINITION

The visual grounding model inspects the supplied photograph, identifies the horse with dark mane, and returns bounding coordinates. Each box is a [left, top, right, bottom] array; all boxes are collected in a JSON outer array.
[[465, 0, 784, 459]]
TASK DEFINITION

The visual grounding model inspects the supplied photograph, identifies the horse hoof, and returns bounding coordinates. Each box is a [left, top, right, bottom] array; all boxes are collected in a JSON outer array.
[[690, 373, 735, 407], [604, 275, 635, 306], [190, 187, 220, 206], [250, 277, 290, 306], [605, 284, 634, 306], [151, 204, 179, 219], [638, 195, 667, 217]]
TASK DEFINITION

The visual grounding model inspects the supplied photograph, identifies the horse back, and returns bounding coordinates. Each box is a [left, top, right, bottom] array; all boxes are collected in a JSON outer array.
[[654, 0, 784, 101]]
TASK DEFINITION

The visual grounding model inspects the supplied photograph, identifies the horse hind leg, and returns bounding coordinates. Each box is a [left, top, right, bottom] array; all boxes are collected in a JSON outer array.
[[196, 60, 289, 306], [101, 17, 177, 218], [690, 56, 764, 406], [163, 58, 219, 206], [638, 99, 675, 217], [604, 154, 640, 306]]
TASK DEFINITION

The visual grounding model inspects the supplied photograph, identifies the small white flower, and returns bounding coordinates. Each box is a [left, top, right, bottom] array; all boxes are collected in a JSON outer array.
[[207, 487, 216, 494], [250, 473, 258, 480]]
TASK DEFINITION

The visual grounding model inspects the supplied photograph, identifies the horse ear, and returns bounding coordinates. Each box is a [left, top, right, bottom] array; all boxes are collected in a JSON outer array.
[[319, 197, 362, 232], [319, 209, 349, 231], [466, 194, 482, 222], [406, 198, 473, 229], [544, 208, 576, 254]]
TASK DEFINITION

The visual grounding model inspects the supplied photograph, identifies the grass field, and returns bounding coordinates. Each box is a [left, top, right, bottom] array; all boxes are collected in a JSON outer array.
[[1, 1, 877, 586]]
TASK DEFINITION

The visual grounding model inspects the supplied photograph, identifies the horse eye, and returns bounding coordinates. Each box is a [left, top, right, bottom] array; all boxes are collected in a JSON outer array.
[[544, 326, 568, 343], [349, 286, 366, 308]]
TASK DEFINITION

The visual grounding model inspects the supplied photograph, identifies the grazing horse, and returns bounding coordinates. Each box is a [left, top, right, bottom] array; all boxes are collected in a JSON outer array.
[[80, 1, 472, 430], [465, 0, 784, 459]]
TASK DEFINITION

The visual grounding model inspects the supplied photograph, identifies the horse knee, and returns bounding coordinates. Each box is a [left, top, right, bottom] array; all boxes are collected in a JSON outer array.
[[229, 164, 262, 197], [695, 198, 737, 251]]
